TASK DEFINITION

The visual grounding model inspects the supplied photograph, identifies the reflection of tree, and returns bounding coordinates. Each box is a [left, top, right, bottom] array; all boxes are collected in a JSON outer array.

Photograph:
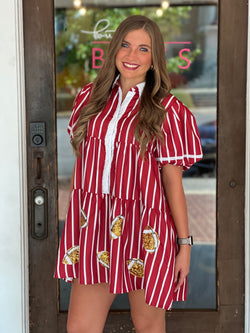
[[55, 6, 201, 102]]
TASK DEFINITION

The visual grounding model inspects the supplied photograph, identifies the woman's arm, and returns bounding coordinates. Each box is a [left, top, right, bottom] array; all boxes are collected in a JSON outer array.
[[161, 163, 191, 291]]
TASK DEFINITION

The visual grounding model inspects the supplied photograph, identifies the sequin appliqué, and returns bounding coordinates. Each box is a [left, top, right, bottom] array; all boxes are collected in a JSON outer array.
[[97, 251, 110, 269], [142, 225, 160, 253], [127, 258, 144, 277], [62, 245, 80, 265], [110, 215, 124, 239]]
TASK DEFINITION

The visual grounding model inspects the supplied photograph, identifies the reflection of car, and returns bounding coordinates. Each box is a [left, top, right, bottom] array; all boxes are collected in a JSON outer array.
[[183, 121, 216, 177]]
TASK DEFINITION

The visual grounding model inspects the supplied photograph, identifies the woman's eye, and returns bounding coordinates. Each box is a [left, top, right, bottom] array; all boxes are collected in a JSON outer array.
[[140, 47, 149, 52], [121, 42, 128, 48]]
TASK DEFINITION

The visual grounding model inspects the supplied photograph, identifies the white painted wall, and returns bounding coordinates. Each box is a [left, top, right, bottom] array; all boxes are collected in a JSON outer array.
[[0, 0, 29, 332]]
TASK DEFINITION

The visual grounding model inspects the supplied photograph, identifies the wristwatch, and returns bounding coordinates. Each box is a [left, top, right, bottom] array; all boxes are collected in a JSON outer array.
[[177, 236, 193, 246]]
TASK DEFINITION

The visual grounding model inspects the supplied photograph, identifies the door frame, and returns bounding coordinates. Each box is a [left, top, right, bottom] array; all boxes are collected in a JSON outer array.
[[23, 0, 247, 332], [245, 2, 250, 330]]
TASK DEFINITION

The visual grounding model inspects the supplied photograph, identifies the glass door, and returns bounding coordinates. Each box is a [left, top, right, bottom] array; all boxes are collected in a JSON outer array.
[[24, 0, 246, 331]]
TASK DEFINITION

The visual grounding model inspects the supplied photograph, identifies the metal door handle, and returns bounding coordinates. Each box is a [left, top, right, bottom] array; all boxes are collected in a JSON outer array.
[[31, 187, 48, 240]]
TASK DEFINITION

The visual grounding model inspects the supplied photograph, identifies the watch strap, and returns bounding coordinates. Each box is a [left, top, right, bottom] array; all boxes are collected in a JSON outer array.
[[177, 236, 193, 246]]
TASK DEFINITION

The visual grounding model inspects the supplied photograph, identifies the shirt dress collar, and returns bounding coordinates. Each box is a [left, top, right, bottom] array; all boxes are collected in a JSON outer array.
[[112, 75, 145, 98]]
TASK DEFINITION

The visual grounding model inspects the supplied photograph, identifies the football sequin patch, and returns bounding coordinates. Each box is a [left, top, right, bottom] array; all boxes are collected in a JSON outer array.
[[142, 225, 160, 253], [80, 209, 88, 228], [97, 251, 110, 269], [62, 245, 80, 265], [110, 215, 124, 239], [127, 258, 144, 277]]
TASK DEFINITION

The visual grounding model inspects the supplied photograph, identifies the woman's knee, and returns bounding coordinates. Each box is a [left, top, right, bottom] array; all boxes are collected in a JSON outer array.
[[129, 290, 166, 333], [131, 311, 165, 333], [130, 312, 149, 332], [67, 317, 86, 333], [67, 317, 96, 333]]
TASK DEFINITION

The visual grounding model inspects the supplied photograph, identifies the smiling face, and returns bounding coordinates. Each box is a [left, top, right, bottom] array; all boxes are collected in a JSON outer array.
[[115, 29, 152, 90]]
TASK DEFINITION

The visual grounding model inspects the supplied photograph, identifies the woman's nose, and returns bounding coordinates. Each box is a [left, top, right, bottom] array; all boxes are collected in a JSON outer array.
[[126, 48, 137, 59]]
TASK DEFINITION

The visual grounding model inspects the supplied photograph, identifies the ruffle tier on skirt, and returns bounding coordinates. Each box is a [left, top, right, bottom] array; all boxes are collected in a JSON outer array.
[[55, 190, 187, 310]]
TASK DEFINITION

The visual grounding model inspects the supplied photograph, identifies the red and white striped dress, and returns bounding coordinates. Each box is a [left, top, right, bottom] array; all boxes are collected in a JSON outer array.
[[55, 78, 203, 310]]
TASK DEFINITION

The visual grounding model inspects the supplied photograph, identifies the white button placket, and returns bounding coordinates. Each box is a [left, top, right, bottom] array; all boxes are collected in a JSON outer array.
[[102, 87, 135, 194]]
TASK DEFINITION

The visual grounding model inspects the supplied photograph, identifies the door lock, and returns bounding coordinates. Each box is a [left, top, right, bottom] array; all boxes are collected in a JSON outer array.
[[30, 122, 46, 147], [31, 187, 48, 240], [34, 195, 45, 206]]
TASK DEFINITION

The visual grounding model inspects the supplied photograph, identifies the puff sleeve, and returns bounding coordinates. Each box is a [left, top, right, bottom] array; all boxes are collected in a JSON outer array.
[[67, 83, 93, 139], [155, 95, 203, 170]]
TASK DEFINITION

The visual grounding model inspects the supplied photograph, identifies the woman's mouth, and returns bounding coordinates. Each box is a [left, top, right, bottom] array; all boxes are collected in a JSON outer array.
[[122, 62, 140, 70]]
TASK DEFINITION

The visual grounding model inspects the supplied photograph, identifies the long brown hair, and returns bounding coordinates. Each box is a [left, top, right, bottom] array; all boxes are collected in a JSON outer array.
[[72, 15, 171, 156]]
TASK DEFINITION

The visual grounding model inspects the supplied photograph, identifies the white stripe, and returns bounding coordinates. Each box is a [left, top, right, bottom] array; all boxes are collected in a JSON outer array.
[[117, 103, 138, 142], [149, 215, 170, 305], [64, 194, 71, 280], [68, 88, 91, 137], [87, 138, 96, 193], [74, 158, 78, 188], [113, 143, 122, 197], [137, 204, 144, 289], [95, 138, 102, 193], [104, 195, 108, 282], [90, 194, 99, 284], [129, 200, 136, 288], [132, 150, 140, 200], [113, 200, 120, 292], [82, 137, 92, 191], [83, 193, 92, 283], [123, 216, 130, 292], [119, 142, 127, 199], [184, 109, 189, 164], [162, 228, 175, 308], [144, 156, 151, 205], [81, 141, 85, 189], [171, 102, 180, 121], [173, 106, 185, 157], [80, 192, 88, 283], [126, 143, 132, 200], [191, 115, 203, 155], [151, 174, 157, 208], [162, 94, 175, 109], [124, 104, 138, 142], [192, 132, 197, 159], [156, 154, 203, 162], [94, 90, 119, 139], [167, 114, 178, 161]]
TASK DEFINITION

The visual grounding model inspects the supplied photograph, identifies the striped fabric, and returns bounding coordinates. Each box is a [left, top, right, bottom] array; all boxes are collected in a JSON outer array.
[[55, 80, 203, 310]]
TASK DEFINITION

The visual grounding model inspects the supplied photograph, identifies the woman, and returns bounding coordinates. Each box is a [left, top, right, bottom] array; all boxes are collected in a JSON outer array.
[[55, 15, 203, 333]]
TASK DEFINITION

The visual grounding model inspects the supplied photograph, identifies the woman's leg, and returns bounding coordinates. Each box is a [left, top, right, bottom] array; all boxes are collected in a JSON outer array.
[[67, 280, 116, 333], [128, 289, 166, 333]]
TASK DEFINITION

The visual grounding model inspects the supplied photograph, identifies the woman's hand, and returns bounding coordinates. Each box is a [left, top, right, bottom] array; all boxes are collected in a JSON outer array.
[[174, 246, 191, 291]]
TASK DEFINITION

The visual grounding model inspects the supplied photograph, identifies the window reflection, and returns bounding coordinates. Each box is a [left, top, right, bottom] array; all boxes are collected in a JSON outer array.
[[56, 4, 217, 311]]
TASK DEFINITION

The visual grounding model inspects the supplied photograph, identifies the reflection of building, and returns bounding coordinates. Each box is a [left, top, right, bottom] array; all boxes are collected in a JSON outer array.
[[190, 6, 218, 89], [1, 0, 249, 332], [167, 5, 218, 108]]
